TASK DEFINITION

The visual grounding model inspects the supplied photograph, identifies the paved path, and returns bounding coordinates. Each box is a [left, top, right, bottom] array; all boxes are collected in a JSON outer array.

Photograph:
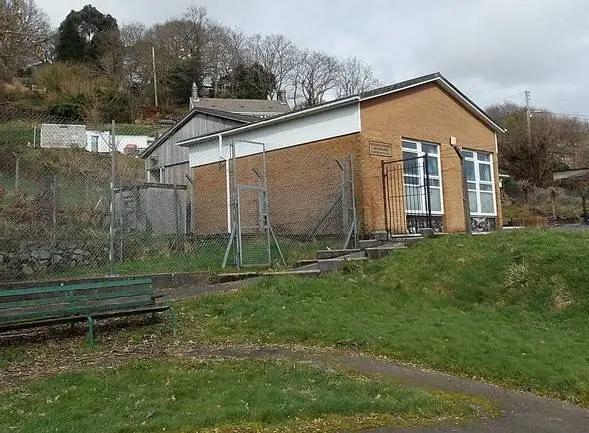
[[184, 345, 589, 433]]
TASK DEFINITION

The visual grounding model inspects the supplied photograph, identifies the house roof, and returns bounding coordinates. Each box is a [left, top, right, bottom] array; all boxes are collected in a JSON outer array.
[[178, 72, 505, 148], [191, 97, 291, 115], [553, 168, 589, 181], [140, 107, 259, 158]]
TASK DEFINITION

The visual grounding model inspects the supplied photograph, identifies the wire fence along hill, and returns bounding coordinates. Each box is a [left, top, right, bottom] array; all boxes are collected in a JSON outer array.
[[0, 110, 357, 283]]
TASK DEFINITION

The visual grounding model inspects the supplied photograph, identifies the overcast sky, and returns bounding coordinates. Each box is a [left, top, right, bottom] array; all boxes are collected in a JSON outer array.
[[37, 0, 589, 116]]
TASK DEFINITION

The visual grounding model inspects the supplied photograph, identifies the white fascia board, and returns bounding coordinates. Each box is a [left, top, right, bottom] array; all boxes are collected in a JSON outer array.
[[180, 96, 359, 147], [189, 101, 361, 168], [360, 77, 505, 134]]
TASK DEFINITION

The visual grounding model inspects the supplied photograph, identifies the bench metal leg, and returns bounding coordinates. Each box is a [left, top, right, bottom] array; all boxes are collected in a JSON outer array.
[[169, 307, 177, 335], [87, 316, 94, 347]]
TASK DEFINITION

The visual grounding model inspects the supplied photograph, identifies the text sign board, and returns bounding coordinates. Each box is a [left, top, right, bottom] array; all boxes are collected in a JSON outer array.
[[369, 141, 393, 157]]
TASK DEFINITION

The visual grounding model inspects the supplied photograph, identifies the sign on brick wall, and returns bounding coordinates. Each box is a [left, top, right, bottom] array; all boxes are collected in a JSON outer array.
[[369, 141, 393, 157]]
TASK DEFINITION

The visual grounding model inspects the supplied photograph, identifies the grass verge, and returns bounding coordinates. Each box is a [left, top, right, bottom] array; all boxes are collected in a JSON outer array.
[[0, 358, 480, 433], [178, 229, 589, 405]]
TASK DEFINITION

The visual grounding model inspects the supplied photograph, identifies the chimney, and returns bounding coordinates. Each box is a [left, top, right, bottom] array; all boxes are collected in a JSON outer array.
[[191, 82, 199, 101], [189, 82, 199, 110], [277, 89, 287, 104]]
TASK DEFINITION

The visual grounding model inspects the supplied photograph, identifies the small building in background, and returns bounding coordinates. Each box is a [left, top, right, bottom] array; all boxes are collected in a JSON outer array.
[[39, 123, 154, 155], [40, 124, 87, 149], [86, 130, 154, 154]]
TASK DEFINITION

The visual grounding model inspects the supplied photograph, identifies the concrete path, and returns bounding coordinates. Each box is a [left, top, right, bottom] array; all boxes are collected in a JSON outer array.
[[185, 345, 589, 433]]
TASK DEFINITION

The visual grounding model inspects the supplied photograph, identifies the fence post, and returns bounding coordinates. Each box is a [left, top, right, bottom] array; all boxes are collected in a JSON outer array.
[[381, 160, 389, 234], [51, 173, 58, 249], [449, 141, 472, 234], [13, 153, 20, 195], [109, 120, 116, 276], [423, 154, 432, 229]]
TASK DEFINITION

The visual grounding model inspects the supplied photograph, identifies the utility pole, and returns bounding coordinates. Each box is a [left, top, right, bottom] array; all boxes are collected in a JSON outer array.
[[524, 90, 532, 146], [152, 46, 158, 108]]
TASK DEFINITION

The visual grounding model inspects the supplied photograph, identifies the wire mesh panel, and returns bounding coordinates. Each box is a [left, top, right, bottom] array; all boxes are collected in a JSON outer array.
[[264, 150, 357, 265], [0, 107, 209, 283]]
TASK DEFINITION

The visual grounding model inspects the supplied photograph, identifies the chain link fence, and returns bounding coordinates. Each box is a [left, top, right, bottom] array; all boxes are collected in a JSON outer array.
[[0, 108, 357, 282], [193, 138, 358, 269]]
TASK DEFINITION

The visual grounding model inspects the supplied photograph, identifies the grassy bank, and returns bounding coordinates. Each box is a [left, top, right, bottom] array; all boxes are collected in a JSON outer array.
[[0, 358, 478, 433], [179, 229, 589, 404]]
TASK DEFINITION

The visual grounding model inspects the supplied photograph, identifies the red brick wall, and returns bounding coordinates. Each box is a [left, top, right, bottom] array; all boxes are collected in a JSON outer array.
[[193, 134, 363, 235]]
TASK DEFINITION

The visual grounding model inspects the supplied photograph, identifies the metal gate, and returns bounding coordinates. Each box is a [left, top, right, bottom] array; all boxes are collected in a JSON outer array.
[[382, 154, 437, 235], [223, 139, 284, 269]]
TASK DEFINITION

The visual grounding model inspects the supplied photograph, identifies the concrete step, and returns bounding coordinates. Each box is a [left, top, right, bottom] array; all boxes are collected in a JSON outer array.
[[295, 259, 318, 267], [317, 256, 367, 273], [316, 248, 362, 260], [262, 269, 321, 277], [358, 239, 384, 249], [364, 244, 407, 260]]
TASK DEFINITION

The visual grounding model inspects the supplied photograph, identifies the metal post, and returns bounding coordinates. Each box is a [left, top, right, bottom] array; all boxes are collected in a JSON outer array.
[[261, 143, 272, 266], [109, 120, 116, 276], [450, 142, 472, 234], [51, 173, 58, 249], [231, 142, 241, 269], [423, 154, 432, 229], [13, 153, 20, 194], [381, 160, 389, 234]]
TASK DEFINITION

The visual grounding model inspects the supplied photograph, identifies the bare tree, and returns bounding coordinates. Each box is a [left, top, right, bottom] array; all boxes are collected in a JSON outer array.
[[291, 50, 339, 108], [120, 23, 151, 92], [247, 33, 297, 99], [204, 23, 247, 97], [0, 0, 50, 79], [487, 103, 589, 185], [335, 56, 380, 98]]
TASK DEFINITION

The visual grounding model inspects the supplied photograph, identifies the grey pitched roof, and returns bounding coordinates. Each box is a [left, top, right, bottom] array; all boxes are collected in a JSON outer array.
[[191, 98, 291, 114], [140, 107, 259, 158]]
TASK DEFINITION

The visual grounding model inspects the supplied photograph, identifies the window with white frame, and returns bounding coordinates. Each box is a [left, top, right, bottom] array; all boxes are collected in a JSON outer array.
[[464, 150, 496, 215], [402, 139, 443, 214]]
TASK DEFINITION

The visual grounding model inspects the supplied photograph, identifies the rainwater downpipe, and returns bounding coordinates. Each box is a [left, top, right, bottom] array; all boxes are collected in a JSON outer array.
[[218, 134, 231, 233]]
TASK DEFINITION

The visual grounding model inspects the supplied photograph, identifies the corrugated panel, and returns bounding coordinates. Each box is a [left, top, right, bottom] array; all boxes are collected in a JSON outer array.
[[149, 113, 241, 168]]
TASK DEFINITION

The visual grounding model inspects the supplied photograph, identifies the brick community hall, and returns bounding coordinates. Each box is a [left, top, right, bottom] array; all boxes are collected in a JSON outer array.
[[178, 72, 505, 238]]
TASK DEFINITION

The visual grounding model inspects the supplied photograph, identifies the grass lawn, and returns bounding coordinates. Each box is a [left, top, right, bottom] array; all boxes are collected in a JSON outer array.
[[178, 229, 589, 405], [0, 358, 479, 433]]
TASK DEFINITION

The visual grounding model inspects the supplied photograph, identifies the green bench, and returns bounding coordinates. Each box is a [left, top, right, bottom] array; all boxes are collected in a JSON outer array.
[[0, 277, 176, 345]]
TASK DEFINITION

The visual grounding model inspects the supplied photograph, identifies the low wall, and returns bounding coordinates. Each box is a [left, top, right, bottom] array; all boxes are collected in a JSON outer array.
[[0, 242, 105, 281]]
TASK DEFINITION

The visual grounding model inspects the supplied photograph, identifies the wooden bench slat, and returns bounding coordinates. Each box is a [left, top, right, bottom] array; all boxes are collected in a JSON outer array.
[[0, 298, 157, 324], [0, 278, 153, 298], [0, 304, 171, 331], [0, 287, 154, 310]]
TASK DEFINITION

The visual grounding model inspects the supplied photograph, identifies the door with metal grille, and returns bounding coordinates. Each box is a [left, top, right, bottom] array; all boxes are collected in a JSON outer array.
[[382, 154, 437, 234]]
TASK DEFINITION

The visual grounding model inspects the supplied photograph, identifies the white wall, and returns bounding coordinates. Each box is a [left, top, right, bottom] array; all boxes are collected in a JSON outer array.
[[40, 124, 87, 149], [86, 131, 153, 153], [188, 102, 361, 168]]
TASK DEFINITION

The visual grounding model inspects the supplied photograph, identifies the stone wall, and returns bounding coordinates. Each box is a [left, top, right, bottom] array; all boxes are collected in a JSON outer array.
[[0, 242, 106, 281]]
